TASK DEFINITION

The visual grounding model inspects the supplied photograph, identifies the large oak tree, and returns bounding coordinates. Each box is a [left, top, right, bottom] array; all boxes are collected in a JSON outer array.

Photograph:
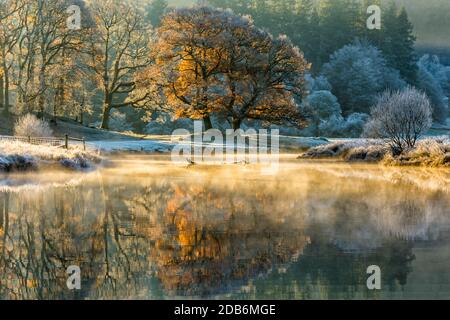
[[146, 7, 309, 130]]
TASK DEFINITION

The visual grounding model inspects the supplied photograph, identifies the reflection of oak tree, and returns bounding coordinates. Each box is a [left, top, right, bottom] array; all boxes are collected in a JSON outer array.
[[128, 181, 309, 297]]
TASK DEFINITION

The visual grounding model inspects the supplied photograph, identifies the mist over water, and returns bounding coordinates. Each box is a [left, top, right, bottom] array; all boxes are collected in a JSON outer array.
[[1, 156, 450, 299]]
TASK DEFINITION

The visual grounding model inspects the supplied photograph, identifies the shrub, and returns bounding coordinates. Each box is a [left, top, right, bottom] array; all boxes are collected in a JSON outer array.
[[417, 63, 449, 124], [109, 111, 134, 132], [364, 87, 433, 153], [301, 139, 388, 161], [303, 90, 341, 136], [382, 138, 450, 167], [14, 114, 53, 137], [318, 113, 369, 138]]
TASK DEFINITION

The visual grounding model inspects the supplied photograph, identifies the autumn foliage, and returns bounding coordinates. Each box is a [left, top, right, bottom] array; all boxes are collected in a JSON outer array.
[[143, 7, 310, 130]]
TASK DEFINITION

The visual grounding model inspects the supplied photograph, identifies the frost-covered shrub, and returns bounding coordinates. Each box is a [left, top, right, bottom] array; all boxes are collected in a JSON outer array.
[[345, 144, 390, 162], [14, 114, 53, 137], [0, 155, 38, 172], [382, 138, 450, 167], [305, 75, 332, 93], [301, 137, 450, 167], [343, 113, 369, 137], [305, 90, 341, 119], [318, 113, 369, 138], [109, 111, 134, 132], [145, 113, 194, 135], [418, 55, 450, 96], [310, 75, 332, 92], [317, 115, 346, 137], [301, 139, 388, 160], [364, 87, 433, 153], [417, 56, 449, 124], [303, 90, 341, 136], [0, 140, 101, 172]]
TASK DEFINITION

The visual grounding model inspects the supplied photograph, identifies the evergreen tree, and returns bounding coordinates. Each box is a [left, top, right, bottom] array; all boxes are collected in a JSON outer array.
[[318, 0, 359, 69], [291, 0, 316, 70], [206, 0, 418, 81], [308, 8, 322, 73], [393, 7, 417, 84], [146, 0, 168, 27], [379, 2, 416, 84], [359, 0, 383, 47]]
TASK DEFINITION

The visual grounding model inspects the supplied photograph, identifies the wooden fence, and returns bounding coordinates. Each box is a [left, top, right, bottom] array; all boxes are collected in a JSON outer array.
[[0, 134, 86, 150]]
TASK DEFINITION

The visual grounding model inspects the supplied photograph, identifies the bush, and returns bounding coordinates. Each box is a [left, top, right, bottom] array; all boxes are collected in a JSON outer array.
[[301, 139, 388, 161], [310, 75, 332, 92], [382, 138, 450, 167], [303, 90, 341, 136], [14, 114, 53, 137], [318, 113, 369, 138], [417, 60, 449, 124], [300, 137, 450, 167], [364, 87, 433, 153], [0, 140, 101, 172], [109, 111, 134, 132], [145, 113, 194, 135]]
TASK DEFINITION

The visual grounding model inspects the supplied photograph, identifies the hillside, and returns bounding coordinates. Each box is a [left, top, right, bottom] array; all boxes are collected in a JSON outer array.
[[0, 114, 141, 141]]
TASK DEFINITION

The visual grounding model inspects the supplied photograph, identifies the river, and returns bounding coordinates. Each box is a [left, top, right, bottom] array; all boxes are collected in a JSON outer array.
[[1, 155, 450, 299]]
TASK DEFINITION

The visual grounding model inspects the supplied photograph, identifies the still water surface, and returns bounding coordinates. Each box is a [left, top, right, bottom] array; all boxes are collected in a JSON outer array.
[[1, 155, 450, 300]]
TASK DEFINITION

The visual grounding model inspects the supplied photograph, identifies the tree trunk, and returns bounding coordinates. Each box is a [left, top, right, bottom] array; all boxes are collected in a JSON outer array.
[[38, 65, 46, 118], [0, 75, 4, 111], [2, 50, 9, 114], [203, 115, 213, 130], [315, 119, 321, 137], [4, 67, 9, 114], [232, 118, 241, 130], [101, 95, 112, 129], [80, 109, 84, 125]]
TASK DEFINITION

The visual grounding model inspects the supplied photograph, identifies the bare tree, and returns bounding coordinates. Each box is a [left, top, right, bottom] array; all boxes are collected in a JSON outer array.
[[364, 87, 433, 153], [34, 0, 82, 117], [86, 0, 153, 129], [0, 0, 22, 113], [11, 0, 76, 115]]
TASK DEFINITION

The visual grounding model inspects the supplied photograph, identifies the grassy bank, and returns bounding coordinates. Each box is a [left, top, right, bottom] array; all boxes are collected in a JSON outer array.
[[0, 141, 102, 172], [300, 138, 450, 167]]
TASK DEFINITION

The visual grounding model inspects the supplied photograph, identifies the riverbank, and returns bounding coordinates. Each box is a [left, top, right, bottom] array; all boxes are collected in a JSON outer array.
[[300, 137, 450, 167], [0, 141, 102, 172]]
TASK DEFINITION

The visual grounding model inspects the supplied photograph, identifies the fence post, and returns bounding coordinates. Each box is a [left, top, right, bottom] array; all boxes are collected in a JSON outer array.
[[82, 137, 86, 151], [28, 136, 31, 144], [65, 134, 69, 149]]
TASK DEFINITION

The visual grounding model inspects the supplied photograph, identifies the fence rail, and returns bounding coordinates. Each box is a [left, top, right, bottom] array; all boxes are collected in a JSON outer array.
[[0, 134, 86, 150]]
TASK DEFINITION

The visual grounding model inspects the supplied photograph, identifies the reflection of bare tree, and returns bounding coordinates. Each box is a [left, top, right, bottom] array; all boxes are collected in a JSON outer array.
[[0, 181, 156, 299], [86, 176, 155, 300], [0, 192, 10, 298]]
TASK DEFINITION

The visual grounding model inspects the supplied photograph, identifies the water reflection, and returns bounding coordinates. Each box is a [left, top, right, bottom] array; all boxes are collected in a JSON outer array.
[[1, 158, 450, 299]]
